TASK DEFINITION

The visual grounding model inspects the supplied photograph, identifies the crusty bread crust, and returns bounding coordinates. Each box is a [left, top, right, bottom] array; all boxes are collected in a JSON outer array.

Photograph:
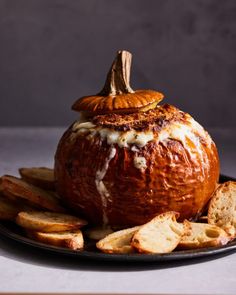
[[27, 230, 84, 250], [208, 181, 236, 238], [55, 104, 219, 226], [1, 175, 65, 213], [96, 226, 140, 254], [16, 211, 87, 232], [19, 167, 55, 190], [93, 104, 185, 131], [0, 196, 23, 220], [131, 212, 186, 254], [178, 221, 230, 249]]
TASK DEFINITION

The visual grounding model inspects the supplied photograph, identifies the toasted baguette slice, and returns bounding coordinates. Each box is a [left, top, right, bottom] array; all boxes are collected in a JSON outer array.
[[16, 211, 87, 232], [85, 226, 114, 240], [131, 212, 185, 254], [19, 167, 55, 190], [178, 221, 230, 249], [208, 181, 236, 238], [0, 194, 35, 220], [1, 175, 65, 213], [26, 230, 84, 250], [0, 196, 24, 220], [96, 226, 140, 254]]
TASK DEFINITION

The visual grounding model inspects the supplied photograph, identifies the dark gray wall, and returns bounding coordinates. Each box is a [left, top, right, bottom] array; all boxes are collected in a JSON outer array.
[[0, 0, 235, 127]]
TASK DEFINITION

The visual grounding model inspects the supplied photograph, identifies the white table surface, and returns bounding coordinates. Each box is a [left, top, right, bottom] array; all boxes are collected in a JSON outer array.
[[0, 127, 235, 295]]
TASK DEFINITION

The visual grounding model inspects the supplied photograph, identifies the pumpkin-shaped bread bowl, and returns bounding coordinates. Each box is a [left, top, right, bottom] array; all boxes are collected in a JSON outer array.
[[55, 50, 219, 227]]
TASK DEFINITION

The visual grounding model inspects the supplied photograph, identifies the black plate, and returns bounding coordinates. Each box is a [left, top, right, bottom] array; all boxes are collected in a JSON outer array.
[[0, 174, 235, 263]]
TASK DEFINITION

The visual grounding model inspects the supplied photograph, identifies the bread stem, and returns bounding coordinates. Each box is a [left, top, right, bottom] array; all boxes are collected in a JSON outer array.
[[98, 50, 135, 96]]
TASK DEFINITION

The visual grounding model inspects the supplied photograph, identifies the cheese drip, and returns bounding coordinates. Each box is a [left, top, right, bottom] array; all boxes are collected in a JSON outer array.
[[95, 147, 116, 224], [72, 117, 212, 177]]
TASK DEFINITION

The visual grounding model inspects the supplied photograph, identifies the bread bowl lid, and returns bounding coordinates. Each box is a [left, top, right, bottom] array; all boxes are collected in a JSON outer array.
[[72, 50, 164, 115]]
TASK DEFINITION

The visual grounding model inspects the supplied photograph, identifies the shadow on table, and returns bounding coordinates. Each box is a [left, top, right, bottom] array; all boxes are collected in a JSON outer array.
[[0, 235, 234, 272]]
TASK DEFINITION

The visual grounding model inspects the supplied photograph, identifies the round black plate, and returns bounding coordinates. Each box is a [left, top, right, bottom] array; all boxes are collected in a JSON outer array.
[[0, 174, 235, 263]]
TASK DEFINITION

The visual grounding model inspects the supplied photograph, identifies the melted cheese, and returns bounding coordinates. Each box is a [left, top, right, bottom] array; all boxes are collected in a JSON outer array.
[[72, 122, 96, 133], [157, 121, 209, 177], [95, 147, 116, 224], [72, 121, 154, 148], [133, 156, 147, 171], [98, 128, 154, 148], [131, 146, 140, 152], [72, 118, 211, 178]]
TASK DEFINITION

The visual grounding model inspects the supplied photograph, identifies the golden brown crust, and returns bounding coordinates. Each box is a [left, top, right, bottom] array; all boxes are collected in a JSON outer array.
[[19, 167, 55, 191], [178, 221, 230, 249], [131, 212, 185, 254], [16, 211, 87, 232], [26, 230, 84, 250], [96, 226, 140, 254], [208, 181, 236, 237], [1, 175, 65, 213], [55, 104, 220, 226], [92, 104, 185, 131], [72, 90, 164, 115], [0, 196, 23, 220]]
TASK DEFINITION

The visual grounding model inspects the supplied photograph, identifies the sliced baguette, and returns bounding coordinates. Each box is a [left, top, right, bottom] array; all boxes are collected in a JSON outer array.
[[26, 230, 84, 250], [208, 181, 236, 238], [1, 175, 65, 213], [0, 196, 24, 220], [16, 211, 87, 232], [85, 226, 114, 241], [0, 193, 35, 220], [19, 167, 55, 190], [178, 221, 230, 249], [131, 212, 185, 254], [96, 226, 140, 254]]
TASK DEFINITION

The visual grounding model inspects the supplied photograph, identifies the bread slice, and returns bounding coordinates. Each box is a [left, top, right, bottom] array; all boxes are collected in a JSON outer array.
[[19, 167, 55, 190], [0, 193, 35, 220], [178, 221, 230, 249], [16, 211, 87, 232], [0, 196, 24, 220], [85, 226, 114, 240], [208, 181, 236, 238], [96, 226, 140, 254], [26, 230, 84, 250], [1, 175, 65, 213], [131, 212, 185, 254]]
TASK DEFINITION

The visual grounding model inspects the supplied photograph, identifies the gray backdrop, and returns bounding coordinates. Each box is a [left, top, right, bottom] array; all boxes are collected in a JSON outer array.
[[0, 0, 235, 127]]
